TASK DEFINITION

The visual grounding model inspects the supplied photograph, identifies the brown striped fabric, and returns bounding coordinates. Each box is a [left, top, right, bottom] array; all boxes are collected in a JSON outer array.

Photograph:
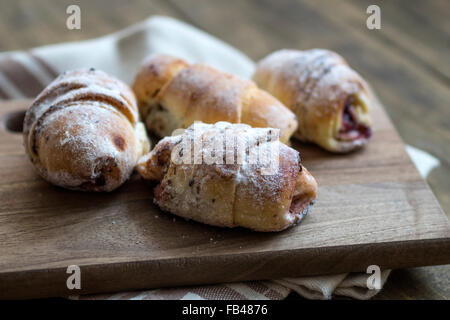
[[0, 85, 8, 99]]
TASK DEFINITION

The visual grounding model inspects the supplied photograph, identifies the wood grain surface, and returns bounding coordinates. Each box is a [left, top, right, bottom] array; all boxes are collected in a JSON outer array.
[[0, 0, 448, 299], [0, 99, 448, 299]]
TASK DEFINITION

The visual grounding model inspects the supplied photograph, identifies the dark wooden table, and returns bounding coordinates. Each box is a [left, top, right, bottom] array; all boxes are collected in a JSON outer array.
[[0, 0, 448, 299]]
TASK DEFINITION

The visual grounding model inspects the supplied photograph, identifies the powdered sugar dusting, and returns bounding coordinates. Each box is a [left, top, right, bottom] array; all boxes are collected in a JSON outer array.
[[254, 49, 371, 151], [141, 122, 307, 231]]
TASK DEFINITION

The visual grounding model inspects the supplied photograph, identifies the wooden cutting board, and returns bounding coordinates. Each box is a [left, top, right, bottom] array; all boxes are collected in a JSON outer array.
[[0, 99, 449, 299]]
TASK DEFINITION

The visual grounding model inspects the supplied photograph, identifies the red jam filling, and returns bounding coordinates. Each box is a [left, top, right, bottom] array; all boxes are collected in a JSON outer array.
[[338, 97, 372, 141]]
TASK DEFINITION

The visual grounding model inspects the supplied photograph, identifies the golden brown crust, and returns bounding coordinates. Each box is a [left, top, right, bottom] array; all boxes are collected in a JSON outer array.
[[132, 54, 297, 143], [253, 49, 372, 152], [136, 122, 317, 232], [23, 68, 150, 192], [132, 54, 188, 122]]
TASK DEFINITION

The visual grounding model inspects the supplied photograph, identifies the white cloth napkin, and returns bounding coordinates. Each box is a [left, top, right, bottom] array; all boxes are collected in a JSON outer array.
[[2, 15, 438, 300]]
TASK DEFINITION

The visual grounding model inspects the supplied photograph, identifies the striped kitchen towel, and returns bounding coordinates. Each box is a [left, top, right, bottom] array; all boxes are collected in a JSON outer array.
[[0, 15, 394, 300]]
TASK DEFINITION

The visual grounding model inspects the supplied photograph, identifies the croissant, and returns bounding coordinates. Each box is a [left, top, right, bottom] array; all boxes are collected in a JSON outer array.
[[137, 121, 317, 232], [132, 54, 298, 144], [23, 68, 150, 192], [253, 49, 372, 153]]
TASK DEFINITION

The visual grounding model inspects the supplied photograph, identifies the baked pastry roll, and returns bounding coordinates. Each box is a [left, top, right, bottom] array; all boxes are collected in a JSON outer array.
[[137, 121, 317, 232], [23, 68, 150, 192], [132, 54, 297, 144], [253, 49, 372, 153]]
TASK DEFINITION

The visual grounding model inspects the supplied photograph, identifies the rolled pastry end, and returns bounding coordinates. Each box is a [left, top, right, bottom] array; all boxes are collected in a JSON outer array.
[[132, 54, 188, 105], [327, 91, 372, 153], [132, 55, 188, 137], [243, 89, 298, 144], [137, 122, 318, 232], [253, 49, 373, 153], [136, 137, 175, 180]]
